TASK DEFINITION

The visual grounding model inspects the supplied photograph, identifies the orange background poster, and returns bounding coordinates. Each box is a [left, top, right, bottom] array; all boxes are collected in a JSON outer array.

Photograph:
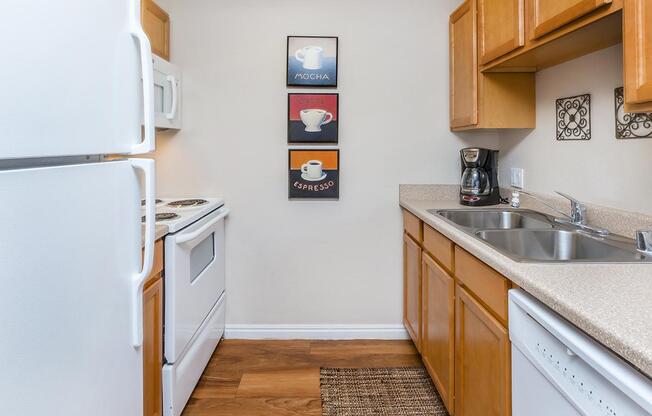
[[289, 150, 339, 170], [288, 149, 339, 199]]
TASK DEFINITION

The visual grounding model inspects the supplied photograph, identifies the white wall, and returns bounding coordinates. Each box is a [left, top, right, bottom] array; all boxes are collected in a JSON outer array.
[[153, 0, 499, 327], [499, 45, 652, 215]]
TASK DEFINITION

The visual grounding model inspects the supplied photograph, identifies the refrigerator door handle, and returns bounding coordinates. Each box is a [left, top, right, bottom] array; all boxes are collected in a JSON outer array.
[[130, 158, 156, 347], [166, 75, 178, 120], [129, 0, 155, 155]]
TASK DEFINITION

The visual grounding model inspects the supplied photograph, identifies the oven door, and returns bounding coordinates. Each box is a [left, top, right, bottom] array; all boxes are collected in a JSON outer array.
[[153, 55, 182, 130], [164, 207, 228, 363]]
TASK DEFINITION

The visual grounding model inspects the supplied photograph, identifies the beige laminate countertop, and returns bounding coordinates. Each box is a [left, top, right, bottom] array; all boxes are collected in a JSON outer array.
[[400, 196, 652, 379], [141, 224, 169, 247]]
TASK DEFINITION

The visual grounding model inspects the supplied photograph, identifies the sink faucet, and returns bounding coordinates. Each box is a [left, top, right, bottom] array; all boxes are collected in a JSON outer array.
[[511, 189, 609, 235], [637, 230, 652, 254], [554, 191, 587, 225]]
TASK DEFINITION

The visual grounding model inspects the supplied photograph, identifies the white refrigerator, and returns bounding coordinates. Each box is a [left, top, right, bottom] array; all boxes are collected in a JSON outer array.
[[0, 1, 157, 415]]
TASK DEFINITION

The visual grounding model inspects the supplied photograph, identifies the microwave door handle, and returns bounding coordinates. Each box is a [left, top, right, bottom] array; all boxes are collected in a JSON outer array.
[[129, 0, 155, 154], [166, 75, 178, 120], [175, 208, 230, 245], [129, 158, 156, 347]]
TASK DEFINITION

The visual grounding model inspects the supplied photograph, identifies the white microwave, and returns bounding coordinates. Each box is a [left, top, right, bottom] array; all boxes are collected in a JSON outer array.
[[153, 55, 182, 130]]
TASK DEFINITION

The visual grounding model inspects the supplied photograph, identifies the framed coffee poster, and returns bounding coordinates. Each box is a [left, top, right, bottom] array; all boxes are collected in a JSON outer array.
[[288, 93, 339, 144], [288, 149, 339, 199], [287, 36, 338, 87]]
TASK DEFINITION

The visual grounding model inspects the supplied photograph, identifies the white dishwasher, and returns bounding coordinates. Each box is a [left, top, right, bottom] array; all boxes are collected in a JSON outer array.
[[509, 289, 652, 416]]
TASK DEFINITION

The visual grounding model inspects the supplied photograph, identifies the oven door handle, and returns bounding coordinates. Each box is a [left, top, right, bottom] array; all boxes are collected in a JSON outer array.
[[175, 208, 229, 245]]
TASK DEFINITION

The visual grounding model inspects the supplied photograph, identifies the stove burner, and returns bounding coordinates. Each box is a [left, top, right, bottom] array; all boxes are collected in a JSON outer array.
[[167, 199, 208, 208], [157, 212, 180, 221], [142, 212, 180, 222], [141, 199, 163, 206]]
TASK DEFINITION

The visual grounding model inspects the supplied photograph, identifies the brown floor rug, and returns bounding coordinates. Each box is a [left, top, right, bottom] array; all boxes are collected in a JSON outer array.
[[320, 367, 448, 416]]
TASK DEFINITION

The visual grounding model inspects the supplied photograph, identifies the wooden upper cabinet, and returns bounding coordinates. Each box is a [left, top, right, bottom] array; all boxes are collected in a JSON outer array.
[[422, 254, 455, 415], [450, 0, 535, 130], [142, 0, 170, 60], [403, 233, 422, 351], [455, 285, 510, 416], [450, 0, 478, 128], [624, 0, 652, 112], [528, 0, 612, 39], [478, 0, 525, 64]]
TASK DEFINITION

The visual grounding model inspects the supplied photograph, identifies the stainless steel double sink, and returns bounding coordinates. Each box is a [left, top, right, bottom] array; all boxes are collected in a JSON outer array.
[[430, 209, 651, 263]]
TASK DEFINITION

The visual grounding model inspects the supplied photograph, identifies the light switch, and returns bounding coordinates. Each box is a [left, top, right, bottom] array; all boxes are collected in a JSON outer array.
[[511, 168, 524, 189]]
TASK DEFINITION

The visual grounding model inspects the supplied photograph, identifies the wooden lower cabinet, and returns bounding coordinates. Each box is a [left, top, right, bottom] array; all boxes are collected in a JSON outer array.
[[422, 254, 456, 414], [455, 285, 511, 416], [402, 216, 512, 415], [403, 232, 422, 351], [143, 276, 163, 416]]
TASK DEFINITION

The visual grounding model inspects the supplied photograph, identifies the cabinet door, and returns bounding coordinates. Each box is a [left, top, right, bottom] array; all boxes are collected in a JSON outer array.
[[403, 233, 422, 351], [142, 0, 170, 60], [624, 0, 652, 110], [529, 0, 612, 39], [422, 254, 455, 414], [143, 277, 163, 416], [478, 0, 525, 64], [455, 285, 510, 416], [450, 0, 478, 129]]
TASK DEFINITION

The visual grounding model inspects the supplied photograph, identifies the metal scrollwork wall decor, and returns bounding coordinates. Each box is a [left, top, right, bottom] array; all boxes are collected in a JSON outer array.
[[556, 94, 591, 141], [614, 87, 652, 139]]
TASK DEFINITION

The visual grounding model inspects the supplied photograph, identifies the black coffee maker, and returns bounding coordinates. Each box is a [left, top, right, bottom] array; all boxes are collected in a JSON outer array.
[[459, 148, 501, 206]]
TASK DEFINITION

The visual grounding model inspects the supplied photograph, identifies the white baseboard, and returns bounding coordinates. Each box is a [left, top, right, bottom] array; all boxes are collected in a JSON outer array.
[[224, 324, 410, 340]]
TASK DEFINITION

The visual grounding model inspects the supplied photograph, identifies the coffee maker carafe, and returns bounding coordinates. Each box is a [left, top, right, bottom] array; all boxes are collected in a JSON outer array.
[[460, 147, 501, 206]]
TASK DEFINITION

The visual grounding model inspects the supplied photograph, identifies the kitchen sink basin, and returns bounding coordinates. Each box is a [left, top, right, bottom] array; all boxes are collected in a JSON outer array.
[[433, 209, 553, 230], [475, 229, 649, 263], [426, 208, 650, 263]]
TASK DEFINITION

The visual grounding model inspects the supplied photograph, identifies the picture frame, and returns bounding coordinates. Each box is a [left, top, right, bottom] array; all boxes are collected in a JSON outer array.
[[288, 149, 340, 199], [287, 36, 338, 88], [288, 93, 339, 144]]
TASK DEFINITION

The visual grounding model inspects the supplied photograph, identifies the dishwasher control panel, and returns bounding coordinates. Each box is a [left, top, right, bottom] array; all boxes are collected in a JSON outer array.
[[509, 289, 652, 416]]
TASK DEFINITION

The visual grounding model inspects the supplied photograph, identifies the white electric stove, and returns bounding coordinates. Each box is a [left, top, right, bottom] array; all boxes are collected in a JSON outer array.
[[142, 197, 225, 233], [142, 197, 228, 416]]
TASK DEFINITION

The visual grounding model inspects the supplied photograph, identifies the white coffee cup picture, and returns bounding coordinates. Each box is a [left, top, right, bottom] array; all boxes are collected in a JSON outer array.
[[301, 160, 326, 181], [299, 109, 333, 132], [295, 46, 324, 70]]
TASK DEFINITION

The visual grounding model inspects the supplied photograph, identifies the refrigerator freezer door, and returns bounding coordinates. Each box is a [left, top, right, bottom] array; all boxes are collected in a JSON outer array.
[[0, 0, 155, 159], [0, 160, 149, 415]]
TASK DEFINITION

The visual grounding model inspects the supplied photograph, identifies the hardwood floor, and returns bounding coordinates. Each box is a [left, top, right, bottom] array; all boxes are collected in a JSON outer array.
[[182, 340, 422, 416]]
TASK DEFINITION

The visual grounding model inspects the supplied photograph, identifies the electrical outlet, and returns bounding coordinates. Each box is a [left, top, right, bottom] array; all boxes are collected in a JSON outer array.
[[510, 168, 524, 189]]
